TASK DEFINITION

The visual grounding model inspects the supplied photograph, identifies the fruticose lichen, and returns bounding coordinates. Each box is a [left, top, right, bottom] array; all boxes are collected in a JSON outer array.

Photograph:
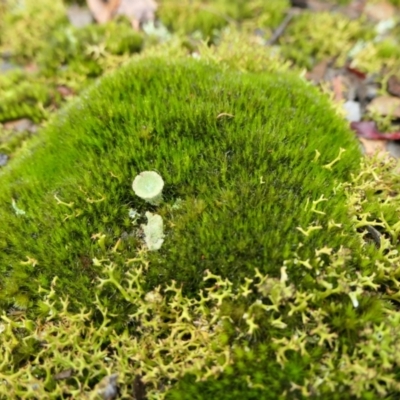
[[3, 150, 400, 398]]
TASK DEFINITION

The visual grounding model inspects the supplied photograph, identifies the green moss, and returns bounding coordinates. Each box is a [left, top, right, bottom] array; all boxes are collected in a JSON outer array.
[[0, 56, 360, 314], [1, 1, 400, 396], [3, 57, 400, 399], [375, 38, 400, 59], [1, 0, 68, 61], [168, 344, 308, 400], [39, 19, 143, 76], [0, 70, 54, 123], [158, 0, 233, 38], [0, 2, 145, 158], [199, 28, 295, 73], [280, 11, 375, 69], [158, 0, 289, 39], [0, 123, 34, 159]]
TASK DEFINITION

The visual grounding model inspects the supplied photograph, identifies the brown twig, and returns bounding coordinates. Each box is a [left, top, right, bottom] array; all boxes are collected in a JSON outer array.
[[266, 8, 300, 46]]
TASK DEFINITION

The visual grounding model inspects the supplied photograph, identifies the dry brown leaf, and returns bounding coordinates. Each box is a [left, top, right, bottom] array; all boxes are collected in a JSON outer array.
[[344, 0, 367, 18], [116, 0, 157, 29], [388, 75, 400, 98], [366, 95, 400, 118], [24, 63, 38, 73], [335, 0, 367, 19], [86, 0, 157, 28], [3, 118, 36, 133], [86, 0, 120, 23], [359, 137, 387, 156], [332, 75, 345, 102], [306, 58, 330, 83], [306, 0, 333, 11], [56, 86, 74, 98], [364, 0, 396, 21]]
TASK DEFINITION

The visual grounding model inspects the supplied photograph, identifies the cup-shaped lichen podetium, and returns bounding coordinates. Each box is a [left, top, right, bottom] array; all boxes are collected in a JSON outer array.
[[132, 171, 164, 205]]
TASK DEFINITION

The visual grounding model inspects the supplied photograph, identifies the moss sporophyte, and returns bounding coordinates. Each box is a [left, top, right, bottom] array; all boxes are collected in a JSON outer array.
[[1, 57, 400, 398]]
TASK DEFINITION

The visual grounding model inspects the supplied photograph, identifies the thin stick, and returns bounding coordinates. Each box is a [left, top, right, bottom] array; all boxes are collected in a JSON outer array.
[[266, 9, 300, 46]]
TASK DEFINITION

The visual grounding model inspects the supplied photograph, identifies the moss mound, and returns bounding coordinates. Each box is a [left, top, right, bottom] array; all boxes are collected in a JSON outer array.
[[0, 57, 360, 314], [4, 56, 400, 399]]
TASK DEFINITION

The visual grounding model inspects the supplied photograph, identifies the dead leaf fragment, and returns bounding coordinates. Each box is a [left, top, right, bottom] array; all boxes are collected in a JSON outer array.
[[332, 75, 344, 102], [367, 95, 400, 118], [306, 58, 330, 83], [388, 75, 400, 98], [346, 65, 367, 80], [86, 0, 120, 24], [358, 137, 387, 156], [86, 0, 157, 28], [3, 118, 36, 133], [116, 0, 157, 29], [338, 0, 366, 20], [364, 0, 396, 21], [350, 121, 400, 140], [56, 86, 74, 98], [24, 63, 38, 73], [54, 369, 74, 380], [305, 0, 332, 11]]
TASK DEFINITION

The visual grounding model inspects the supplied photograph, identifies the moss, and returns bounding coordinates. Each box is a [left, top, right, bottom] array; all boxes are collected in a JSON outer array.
[[158, 0, 233, 38], [39, 19, 143, 76], [0, 123, 35, 159], [3, 57, 400, 399], [3, 180, 400, 398], [158, 0, 289, 39], [2, 1, 400, 396], [0, 262, 238, 397], [351, 39, 400, 74], [1, 0, 68, 62], [0, 3, 144, 157], [167, 344, 309, 400], [105, 20, 144, 55], [280, 11, 375, 69], [198, 28, 295, 74], [0, 70, 54, 123], [0, 57, 361, 316]]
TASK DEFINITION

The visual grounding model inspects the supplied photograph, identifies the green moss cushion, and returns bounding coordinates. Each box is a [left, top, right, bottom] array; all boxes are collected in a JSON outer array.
[[1, 58, 375, 397], [0, 57, 360, 313]]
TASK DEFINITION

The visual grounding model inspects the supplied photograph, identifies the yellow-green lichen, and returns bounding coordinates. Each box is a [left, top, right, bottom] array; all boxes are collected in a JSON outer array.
[[4, 151, 400, 398]]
